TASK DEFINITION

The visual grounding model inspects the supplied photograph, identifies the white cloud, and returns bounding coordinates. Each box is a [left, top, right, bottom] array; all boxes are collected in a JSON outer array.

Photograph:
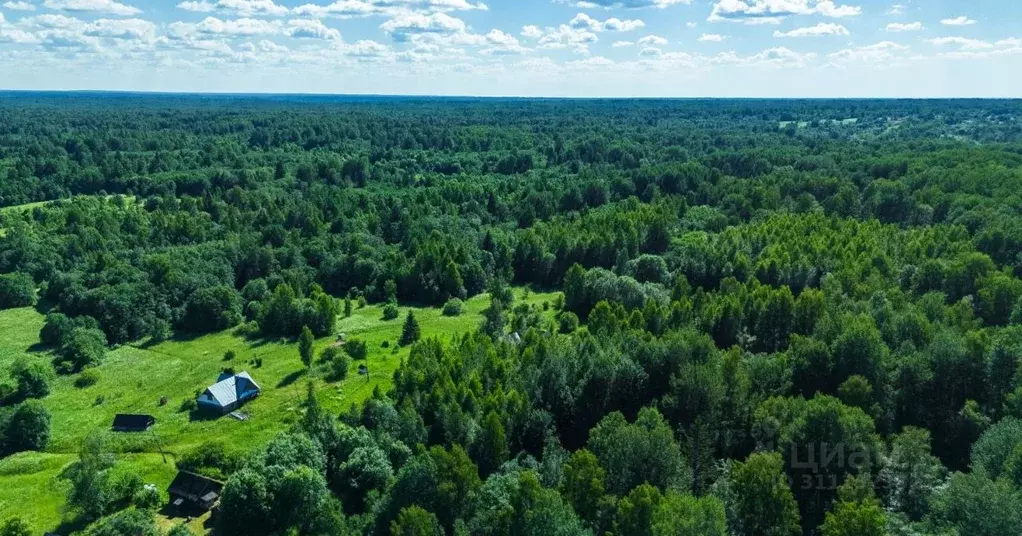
[[287, 18, 341, 39], [522, 22, 598, 54], [612, 40, 633, 47], [715, 45, 816, 67], [558, 0, 689, 8], [941, 16, 976, 26], [481, 28, 529, 55], [520, 25, 542, 39], [886, 3, 904, 15], [638, 46, 661, 56], [698, 33, 725, 41], [292, 0, 487, 19], [928, 36, 992, 50], [827, 40, 907, 65], [380, 12, 466, 42], [343, 39, 389, 57], [884, 22, 921, 32], [42, 0, 140, 16], [569, 13, 644, 32], [773, 22, 848, 37], [178, 0, 289, 17], [84, 17, 156, 40], [637, 34, 666, 46], [194, 16, 281, 36], [709, 0, 860, 24], [3, 1, 36, 10]]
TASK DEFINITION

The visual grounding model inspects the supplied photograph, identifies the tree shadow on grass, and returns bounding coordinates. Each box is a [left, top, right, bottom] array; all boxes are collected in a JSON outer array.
[[51, 516, 89, 536], [277, 368, 306, 388]]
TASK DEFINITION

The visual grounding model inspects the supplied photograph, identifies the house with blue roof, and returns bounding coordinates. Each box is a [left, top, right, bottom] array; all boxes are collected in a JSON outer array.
[[197, 371, 261, 414]]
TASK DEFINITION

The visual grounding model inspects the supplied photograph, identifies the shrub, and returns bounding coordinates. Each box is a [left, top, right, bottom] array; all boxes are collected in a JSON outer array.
[[382, 302, 399, 320], [132, 485, 164, 511], [2, 400, 51, 455], [178, 440, 244, 480], [442, 298, 464, 317], [345, 339, 368, 360], [11, 358, 53, 400], [75, 369, 100, 388], [559, 312, 579, 334], [223, 350, 237, 361], [57, 327, 107, 373], [0, 272, 35, 309], [331, 353, 352, 381], [320, 346, 341, 362]]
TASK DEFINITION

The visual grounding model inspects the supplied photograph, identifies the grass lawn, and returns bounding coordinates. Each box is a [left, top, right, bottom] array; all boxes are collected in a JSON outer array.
[[0, 288, 559, 533]]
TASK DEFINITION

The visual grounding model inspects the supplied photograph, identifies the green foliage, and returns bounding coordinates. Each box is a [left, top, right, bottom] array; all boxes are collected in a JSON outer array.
[[56, 327, 107, 373], [177, 440, 244, 481], [651, 491, 727, 536], [383, 303, 400, 321], [1, 400, 50, 456], [299, 325, 315, 368], [720, 452, 801, 536], [400, 312, 421, 347], [588, 408, 688, 496], [819, 475, 887, 536], [345, 339, 368, 360], [0, 518, 31, 536], [390, 506, 444, 536], [442, 298, 464, 317], [929, 471, 1022, 536], [558, 311, 579, 334], [9, 358, 52, 400], [85, 508, 159, 536], [0, 273, 35, 309]]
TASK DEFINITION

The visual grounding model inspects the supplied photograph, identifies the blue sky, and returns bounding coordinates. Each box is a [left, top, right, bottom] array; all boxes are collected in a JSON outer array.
[[0, 0, 1019, 96]]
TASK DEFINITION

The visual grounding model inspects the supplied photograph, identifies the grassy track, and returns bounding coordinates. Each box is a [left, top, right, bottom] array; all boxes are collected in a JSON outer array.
[[0, 288, 559, 533]]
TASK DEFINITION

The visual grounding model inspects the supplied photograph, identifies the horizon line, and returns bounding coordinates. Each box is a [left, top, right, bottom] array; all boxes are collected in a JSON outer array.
[[0, 89, 1018, 101]]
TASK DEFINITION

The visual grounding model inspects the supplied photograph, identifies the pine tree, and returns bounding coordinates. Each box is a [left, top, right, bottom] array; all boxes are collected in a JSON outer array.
[[344, 296, 352, 318], [299, 325, 314, 368], [400, 311, 420, 346]]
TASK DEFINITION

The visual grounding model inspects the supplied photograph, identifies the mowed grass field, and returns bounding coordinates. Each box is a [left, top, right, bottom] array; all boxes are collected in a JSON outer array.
[[0, 288, 559, 533]]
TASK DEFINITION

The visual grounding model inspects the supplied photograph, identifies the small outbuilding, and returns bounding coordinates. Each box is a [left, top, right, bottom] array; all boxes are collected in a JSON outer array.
[[168, 470, 224, 511], [197, 371, 261, 414], [111, 414, 156, 432]]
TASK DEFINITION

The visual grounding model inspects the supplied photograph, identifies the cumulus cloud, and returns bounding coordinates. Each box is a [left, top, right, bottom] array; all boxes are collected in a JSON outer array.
[[611, 40, 633, 47], [886, 4, 904, 15], [773, 22, 848, 37], [480, 28, 529, 55], [729, 45, 816, 67], [557, 0, 688, 9], [287, 18, 341, 39], [521, 22, 598, 54], [827, 40, 908, 64], [568, 13, 644, 32], [292, 0, 487, 19], [42, 0, 140, 16], [169, 16, 341, 40], [885, 22, 921, 32], [698, 33, 725, 41], [3, 1, 36, 10], [709, 0, 860, 24], [178, 0, 289, 17], [380, 12, 466, 42], [940, 16, 975, 26], [83, 17, 156, 40], [636, 34, 666, 46], [927, 36, 992, 50]]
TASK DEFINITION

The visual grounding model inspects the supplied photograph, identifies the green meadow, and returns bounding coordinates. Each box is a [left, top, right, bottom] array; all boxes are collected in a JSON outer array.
[[0, 288, 559, 534]]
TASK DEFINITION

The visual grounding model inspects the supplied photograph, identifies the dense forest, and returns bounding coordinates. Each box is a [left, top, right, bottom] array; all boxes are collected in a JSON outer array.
[[1, 95, 1022, 536]]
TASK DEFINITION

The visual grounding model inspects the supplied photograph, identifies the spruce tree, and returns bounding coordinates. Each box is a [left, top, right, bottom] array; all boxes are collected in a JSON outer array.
[[299, 325, 314, 368], [400, 311, 421, 346]]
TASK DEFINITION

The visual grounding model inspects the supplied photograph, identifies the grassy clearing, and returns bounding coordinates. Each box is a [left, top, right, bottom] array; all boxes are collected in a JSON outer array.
[[0, 288, 559, 533]]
